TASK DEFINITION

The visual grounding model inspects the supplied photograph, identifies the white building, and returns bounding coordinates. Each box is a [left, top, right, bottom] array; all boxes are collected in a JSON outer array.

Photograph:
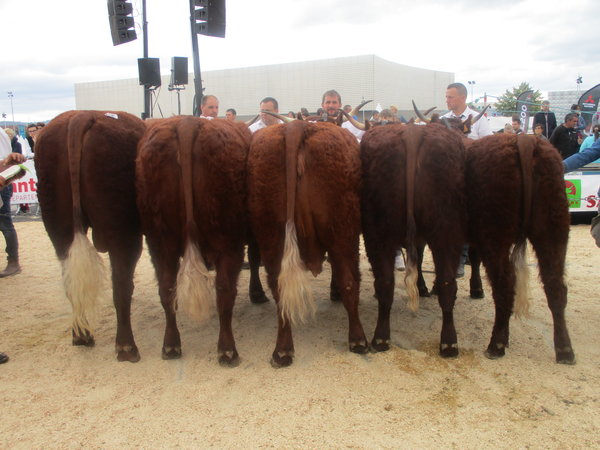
[[74, 54, 453, 120]]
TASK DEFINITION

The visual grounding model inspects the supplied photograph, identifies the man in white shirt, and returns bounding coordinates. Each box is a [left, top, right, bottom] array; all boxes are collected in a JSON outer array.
[[320, 90, 365, 142], [248, 97, 282, 133], [442, 82, 492, 139], [200, 94, 219, 119], [442, 83, 492, 278]]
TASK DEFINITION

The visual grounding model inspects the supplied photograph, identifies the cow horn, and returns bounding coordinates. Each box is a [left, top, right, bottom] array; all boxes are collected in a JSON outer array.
[[471, 104, 491, 125], [424, 106, 437, 116], [412, 100, 431, 123], [245, 114, 260, 126], [349, 99, 373, 118], [261, 110, 295, 123], [339, 109, 367, 131]]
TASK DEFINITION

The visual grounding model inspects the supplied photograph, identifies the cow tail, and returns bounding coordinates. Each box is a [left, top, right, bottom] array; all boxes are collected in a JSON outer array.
[[175, 117, 214, 322], [62, 112, 106, 337], [278, 121, 315, 325], [401, 126, 421, 312], [513, 134, 534, 318]]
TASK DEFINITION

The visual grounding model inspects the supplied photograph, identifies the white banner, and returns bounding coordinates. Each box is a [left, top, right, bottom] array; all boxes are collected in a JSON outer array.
[[10, 160, 38, 204]]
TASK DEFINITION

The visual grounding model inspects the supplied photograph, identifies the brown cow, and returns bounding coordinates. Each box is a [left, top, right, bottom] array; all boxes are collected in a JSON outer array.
[[361, 122, 468, 357], [34, 110, 146, 362], [136, 116, 250, 365], [248, 120, 368, 367], [466, 133, 575, 363]]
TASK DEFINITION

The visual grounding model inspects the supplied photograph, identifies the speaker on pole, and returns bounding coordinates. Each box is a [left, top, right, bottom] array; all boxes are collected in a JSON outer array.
[[138, 58, 161, 87], [108, 0, 137, 46], [170, 57, 189, 86]]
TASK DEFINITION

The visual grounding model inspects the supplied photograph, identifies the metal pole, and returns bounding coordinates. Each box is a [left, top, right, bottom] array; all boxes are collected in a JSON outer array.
[[189, 0, 203, 116], [142, 0, 151, 119], [8, 92, 14, 125]]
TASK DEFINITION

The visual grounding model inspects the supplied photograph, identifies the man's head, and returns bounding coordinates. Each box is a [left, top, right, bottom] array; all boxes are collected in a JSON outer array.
[[259, 97, 279, 126], [225, 108, 236, 121], [343, 105, 352, 114], [534, 124, 545, 136], [201, 95, 219, 118], [511, 116, 521, 132], [564, 113, 579, 128], [321, 90, 342, 117], [445, 83, 468, 115], [541, 100, 550, 112]]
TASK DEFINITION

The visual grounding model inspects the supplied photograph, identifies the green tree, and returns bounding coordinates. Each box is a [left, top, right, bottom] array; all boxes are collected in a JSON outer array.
[[494, 82, 544, 117]]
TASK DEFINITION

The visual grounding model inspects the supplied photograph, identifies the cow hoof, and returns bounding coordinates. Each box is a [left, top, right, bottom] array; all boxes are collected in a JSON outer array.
[[349, 340, 369, 354], [72, 333, 95, 347], [116, 345, 140, 363], [162, 346, 182, 360], [271, 351, 294, 368], [439, 343, 459, 358], [418, 288, 431, 298], [218, 350, 240, 367], [556, 348, 576, 365], [250, 291, 269, 304], [484, 343, 505, 360], [470, 289, 485, 299], [370, 338, 390, 353]]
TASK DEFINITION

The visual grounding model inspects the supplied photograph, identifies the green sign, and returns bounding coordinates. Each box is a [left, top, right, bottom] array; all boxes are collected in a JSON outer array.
[[565, 179, 581, 208]]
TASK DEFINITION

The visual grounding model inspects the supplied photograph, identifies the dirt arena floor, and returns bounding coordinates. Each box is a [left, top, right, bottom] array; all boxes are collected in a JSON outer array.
[[1, 218, 599, 448]]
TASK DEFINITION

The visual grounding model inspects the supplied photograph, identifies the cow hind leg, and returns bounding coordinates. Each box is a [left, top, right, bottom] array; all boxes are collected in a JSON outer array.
[[468, 246, 485, 299], [481, 250, 514, 360], [530, 237, 575, 364], [215, 252, 243, 367], [329, 255, 367, 354], [416, 244, 430, 297], [266, 270, 295, 367], [430, 246, 461, 358], [368, 245, 396, 352], [247, 240, 269, 304], [108, 238, 142, 362]]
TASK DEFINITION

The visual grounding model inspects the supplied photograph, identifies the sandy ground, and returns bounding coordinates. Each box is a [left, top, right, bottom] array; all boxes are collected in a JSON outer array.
[[1, 217, 599, 449]]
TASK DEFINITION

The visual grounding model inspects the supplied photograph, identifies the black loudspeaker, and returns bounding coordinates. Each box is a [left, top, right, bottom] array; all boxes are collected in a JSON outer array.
[[108, 0, 137, 46], [138, 58, 161, 87], [170, 57, 188, 86]]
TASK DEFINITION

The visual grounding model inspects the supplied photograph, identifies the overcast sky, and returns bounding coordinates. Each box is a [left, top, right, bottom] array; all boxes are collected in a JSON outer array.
[[1, 0, 598, 123]]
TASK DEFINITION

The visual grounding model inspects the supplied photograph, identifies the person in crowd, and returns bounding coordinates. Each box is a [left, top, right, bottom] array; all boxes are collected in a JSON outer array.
[[503, 123, 514, 134], [4, 129, 22, 155], [442, 82, 493, 277], [287, 111, 296, 118], [442, 82, 492, 140], [200, 94, 219, 119], [563, 136, 600, 247], [390, 105, 408, 123], [379, 109, 396, 123], [533, 100, 557, 138], [0, 128, 23, 278], [248, 97, 282, 133], [533, 123, 548, 140], [300, 107, 309, 119], [0, 148, 26, 365], [343, 104, 353, 115], [321, 90, 342, 117], [571, 104, 587, 132], [511, 116, 523, 134], [225, 108, 237, 121], [579, 124, 600, 163], [550, 113, 580, 159], [370, 111, 380, 122]]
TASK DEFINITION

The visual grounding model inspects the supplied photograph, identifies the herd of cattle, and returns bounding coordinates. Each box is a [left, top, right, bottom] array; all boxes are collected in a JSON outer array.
[[32, 108, 576, 367]]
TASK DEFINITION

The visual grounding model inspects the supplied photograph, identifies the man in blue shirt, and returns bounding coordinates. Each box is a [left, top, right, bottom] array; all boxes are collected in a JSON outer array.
[[563, 138, 600, 247]]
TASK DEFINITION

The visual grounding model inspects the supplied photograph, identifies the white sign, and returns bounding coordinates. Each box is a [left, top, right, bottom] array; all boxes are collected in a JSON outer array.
[[10, 160, 38, 204]]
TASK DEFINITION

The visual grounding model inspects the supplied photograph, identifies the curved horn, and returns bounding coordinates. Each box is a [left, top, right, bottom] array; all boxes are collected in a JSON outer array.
[[471, 104, 491, 125], [349, 99, 373, 118], [261, 110, 295, 123], [412, 100, 430, 123], [441, 117, 453, 130], [424, 106, 437, 116], [339, 109, 366, 131], [245, 114, 260, 126]]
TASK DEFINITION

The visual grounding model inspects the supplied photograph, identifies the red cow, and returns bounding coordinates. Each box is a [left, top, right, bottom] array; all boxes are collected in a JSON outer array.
[[248, 120, 368, 367], [466, 133, 574, 363], [136, 116, 250, 365], [34, 110, 146, 362], [361, 122, 468, 357]]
